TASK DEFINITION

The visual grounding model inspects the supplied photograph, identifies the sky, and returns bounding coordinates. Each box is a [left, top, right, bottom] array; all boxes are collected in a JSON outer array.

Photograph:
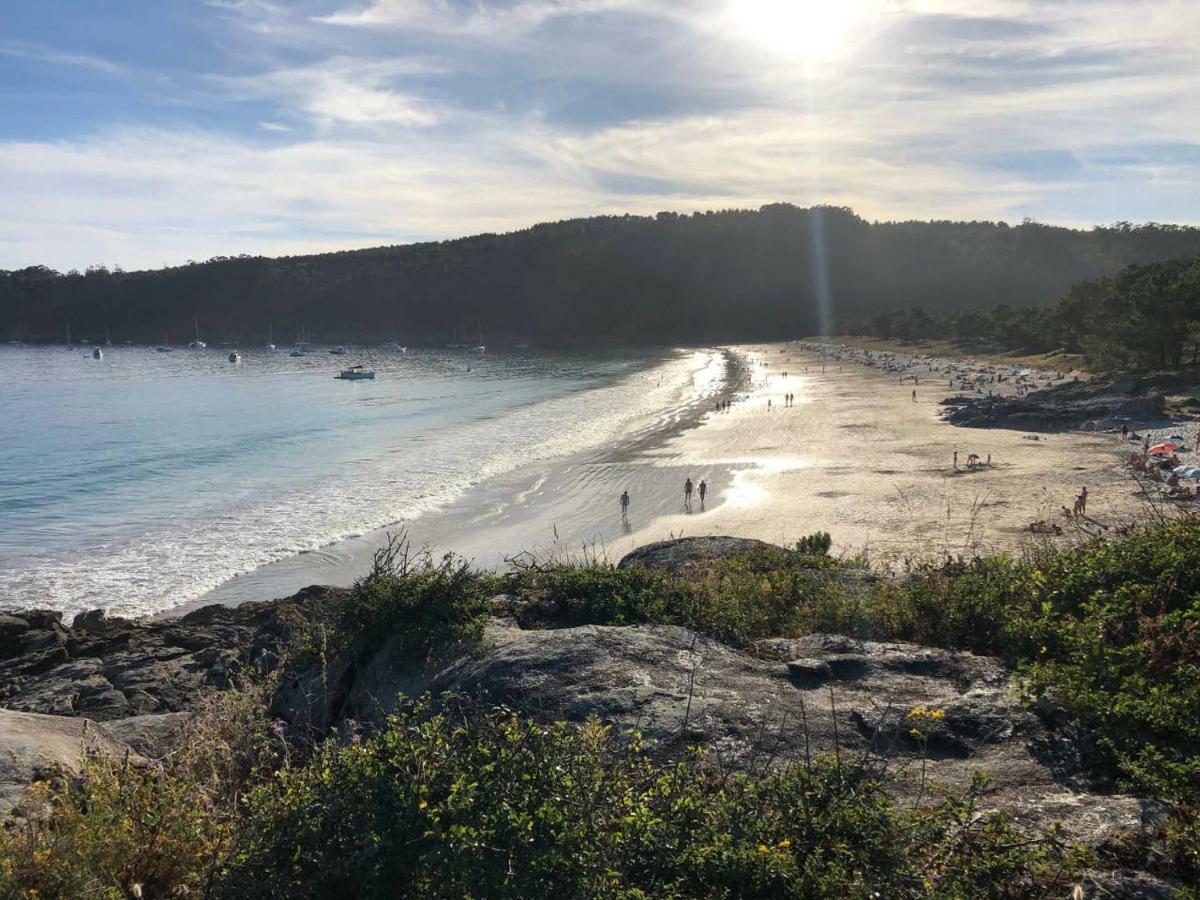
[[1, 0, 1199, 271]]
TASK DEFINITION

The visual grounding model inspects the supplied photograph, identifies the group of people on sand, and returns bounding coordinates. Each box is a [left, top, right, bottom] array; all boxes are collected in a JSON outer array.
[[619, 478, 708, 521], [952, 451, 991, 471], [1121, 424, 1200, 502], [1029, 486, 1090, 535]]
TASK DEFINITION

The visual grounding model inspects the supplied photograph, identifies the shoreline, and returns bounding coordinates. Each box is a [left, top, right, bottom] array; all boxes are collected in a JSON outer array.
[[62, 337, 1175, 622], [168, 347, 752, 618]]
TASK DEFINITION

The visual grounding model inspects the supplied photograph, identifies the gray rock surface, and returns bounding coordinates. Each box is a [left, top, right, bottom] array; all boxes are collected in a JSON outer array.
[[941, 379, 1170, 431], [617, 536, 788, 573], [0, 586, 341, 721], [279, 621, 1165, 865], [0, 708, 142, 812], [100, 712, 193, 758]]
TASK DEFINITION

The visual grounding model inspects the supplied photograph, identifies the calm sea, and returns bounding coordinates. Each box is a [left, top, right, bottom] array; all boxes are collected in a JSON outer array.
[[0, 343, 706, 620]]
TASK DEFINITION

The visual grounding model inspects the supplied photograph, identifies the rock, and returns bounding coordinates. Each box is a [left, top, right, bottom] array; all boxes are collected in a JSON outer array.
[[282, 623, 1164, 857], [20, 610, 64, 630], [0, 708, 142, 813], [0, 587, 345, 719], [0, 613, 30, 656], [70, 608, 133, 635], [784, 657, 832, 681], [101, 712, 193, 758], [618, 536, 789, 573], [942, 379, 1170, 432], [489, 594, 523, 616]]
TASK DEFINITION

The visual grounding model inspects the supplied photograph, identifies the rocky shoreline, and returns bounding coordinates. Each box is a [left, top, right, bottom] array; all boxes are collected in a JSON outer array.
[[940, 377, 1175, 432]]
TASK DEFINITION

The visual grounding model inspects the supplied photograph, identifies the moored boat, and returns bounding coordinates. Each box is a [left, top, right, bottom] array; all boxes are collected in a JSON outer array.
[[335, 364, 375, 380]]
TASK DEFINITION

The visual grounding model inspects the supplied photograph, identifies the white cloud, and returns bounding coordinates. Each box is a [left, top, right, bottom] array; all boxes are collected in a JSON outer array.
[[0, 42, 128, 77], [1, 0, 1197, 269], [317, 0, 650, 36], [208, 57, 444, 129]]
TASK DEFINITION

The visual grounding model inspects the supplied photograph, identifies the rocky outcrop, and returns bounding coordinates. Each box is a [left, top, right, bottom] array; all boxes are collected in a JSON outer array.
[[275, 621, 1166, 871], [941, 379, 1169, 431], [617, 536, 787, 573], [0, 587, 341, 721], [0, 578, 1176, 889], [0, 708, 143, 812]]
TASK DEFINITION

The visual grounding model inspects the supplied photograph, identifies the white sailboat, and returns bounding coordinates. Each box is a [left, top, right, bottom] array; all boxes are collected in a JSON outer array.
[[188, 316, 207, 349]]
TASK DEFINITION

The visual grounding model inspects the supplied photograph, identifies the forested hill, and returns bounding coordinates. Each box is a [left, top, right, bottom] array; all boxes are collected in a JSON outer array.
[[5, 204, 1200, 345]]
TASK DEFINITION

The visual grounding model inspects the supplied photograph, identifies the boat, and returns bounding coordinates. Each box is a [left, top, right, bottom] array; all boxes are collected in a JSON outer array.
[[93, 347, 103, 360], [266, 323, 276, 351], [335, 365, 375, 381], [228, 351, 241, 363], [329, 346, 348, 355], [188, 316, 207, 349]]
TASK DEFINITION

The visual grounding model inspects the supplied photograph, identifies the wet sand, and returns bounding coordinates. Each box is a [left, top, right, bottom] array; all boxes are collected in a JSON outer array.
[[188, 344, 1146, 613]]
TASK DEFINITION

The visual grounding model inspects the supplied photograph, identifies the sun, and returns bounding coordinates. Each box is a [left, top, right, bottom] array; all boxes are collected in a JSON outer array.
[[732, 0, 868, 61]]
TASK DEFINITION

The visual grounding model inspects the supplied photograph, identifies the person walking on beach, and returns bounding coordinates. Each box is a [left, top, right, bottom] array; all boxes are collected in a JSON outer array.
[[684, 478, 693, 507], [953, 451, 958, 470], [620, 490, 629, 520], [1077, 486, 1088, 518], [911, 388, 917, 403], [698, 479, 707, 506]]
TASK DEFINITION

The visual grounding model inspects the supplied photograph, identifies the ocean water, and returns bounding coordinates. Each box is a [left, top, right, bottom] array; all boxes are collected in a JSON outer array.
[[0, 344, 718, 620]]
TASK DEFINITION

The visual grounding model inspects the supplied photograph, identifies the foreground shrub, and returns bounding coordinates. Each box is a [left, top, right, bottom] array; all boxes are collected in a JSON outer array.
[[0, 684, 277, 899], [504, 546, 853, 648], [332, 533, 490, 663], [223, 700, 1084, 899]]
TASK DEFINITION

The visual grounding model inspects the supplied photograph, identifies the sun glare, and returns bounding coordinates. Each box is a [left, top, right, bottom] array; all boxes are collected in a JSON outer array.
[[732, 0, 868, 61]]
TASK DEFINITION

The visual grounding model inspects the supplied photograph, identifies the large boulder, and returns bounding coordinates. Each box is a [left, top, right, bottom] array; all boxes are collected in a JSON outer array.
[[0, 708, 143, 813], [617, 536, 788, 573]]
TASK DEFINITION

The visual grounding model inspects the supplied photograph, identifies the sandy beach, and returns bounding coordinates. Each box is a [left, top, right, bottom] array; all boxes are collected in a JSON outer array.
[[190, 343, 1150, 611]]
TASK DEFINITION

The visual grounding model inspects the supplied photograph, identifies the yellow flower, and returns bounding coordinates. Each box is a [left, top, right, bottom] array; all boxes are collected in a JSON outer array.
[[758, 844, 770, 854], [777, 839, 791, 849], [909, 727, 922, 737], [930, 709, 945, 720], [418, 800, 428, 810]]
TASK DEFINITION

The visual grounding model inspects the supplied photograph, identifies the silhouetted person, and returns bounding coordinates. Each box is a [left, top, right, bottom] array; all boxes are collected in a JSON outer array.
[[620, 490, 629, 520], [698, 480, 707, 505], [684, 478, 693, 507]]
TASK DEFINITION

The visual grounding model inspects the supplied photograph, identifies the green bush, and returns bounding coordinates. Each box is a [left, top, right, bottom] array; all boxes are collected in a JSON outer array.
[[223, 700, 1085, 899], [503, 548, 854, 649], [795, 530, 833, 555], [0, 684, 277, 900], [333, 533, 490, 663]]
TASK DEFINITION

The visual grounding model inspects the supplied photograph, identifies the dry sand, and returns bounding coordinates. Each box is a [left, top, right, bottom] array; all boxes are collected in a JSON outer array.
[[191, 343, 1148, 611], [625, 345, 1148, 565]]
